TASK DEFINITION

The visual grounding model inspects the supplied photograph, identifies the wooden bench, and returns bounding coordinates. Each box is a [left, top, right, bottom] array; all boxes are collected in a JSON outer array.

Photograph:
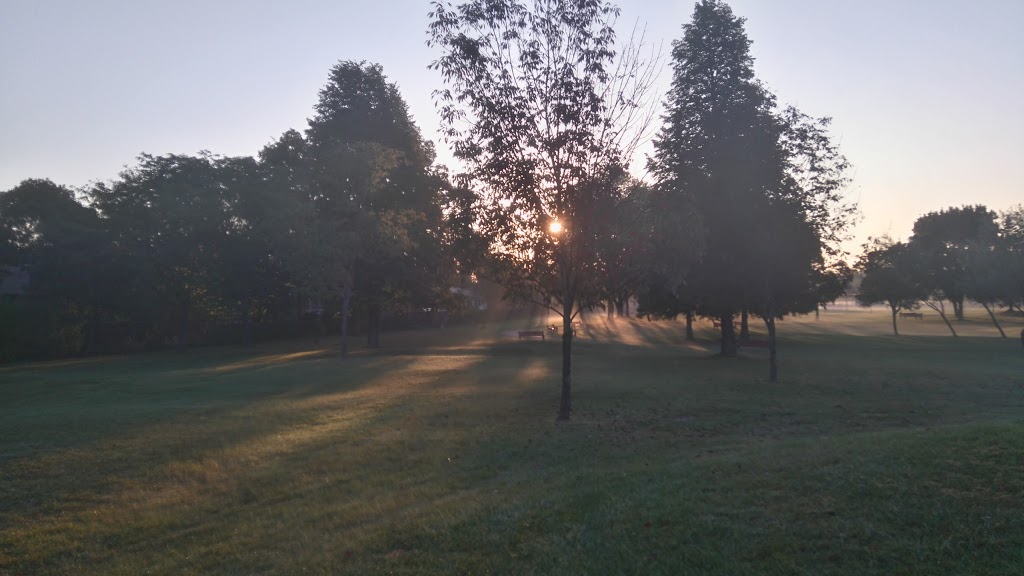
[[518, 330, 545, 340], [547, 323, 579, 336], [899, 312, 924, 319]]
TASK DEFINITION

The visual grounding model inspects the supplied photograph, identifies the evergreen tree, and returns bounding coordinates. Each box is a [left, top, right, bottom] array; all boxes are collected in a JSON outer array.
[[302, 61, 447, 352], [649, 0, 783, 356], [649, 0, 854, 375]]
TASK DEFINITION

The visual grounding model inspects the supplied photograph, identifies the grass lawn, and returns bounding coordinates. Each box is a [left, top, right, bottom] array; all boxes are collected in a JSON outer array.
[[2, 308, 1023, 575]]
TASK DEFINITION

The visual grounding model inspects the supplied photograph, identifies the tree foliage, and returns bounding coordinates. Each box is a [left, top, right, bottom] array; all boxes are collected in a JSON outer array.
[[428, 0, 660, 419], [645, 0, 855, 369], [856, 237, 924, 336], [908, 205, 999, 321], [1, 62, 467, 361]]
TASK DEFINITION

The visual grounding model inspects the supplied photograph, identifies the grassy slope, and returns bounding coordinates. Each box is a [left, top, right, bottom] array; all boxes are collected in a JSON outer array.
[[1, 309, 1023, 575]]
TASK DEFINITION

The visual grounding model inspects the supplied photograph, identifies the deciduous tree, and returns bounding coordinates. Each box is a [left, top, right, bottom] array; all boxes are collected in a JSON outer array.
[[856, 237, 925, 336], [909, 205, 999, 321], [428, 0, 660, 420]]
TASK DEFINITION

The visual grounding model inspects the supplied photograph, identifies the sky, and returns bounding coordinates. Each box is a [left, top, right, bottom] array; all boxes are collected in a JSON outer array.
[[2, 0, 1022, 255]]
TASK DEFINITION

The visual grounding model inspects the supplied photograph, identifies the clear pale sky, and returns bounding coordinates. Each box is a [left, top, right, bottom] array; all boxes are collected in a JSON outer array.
[[2, 0, 1022, 255]]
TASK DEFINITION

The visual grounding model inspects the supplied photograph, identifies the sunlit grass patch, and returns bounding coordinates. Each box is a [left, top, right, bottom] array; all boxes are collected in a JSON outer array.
[[2, 314, 1023, 574]]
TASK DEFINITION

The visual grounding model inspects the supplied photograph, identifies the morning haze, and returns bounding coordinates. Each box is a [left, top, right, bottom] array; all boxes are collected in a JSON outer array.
[[2, 1, 1023, 574], [2, 0, 1021, 247]]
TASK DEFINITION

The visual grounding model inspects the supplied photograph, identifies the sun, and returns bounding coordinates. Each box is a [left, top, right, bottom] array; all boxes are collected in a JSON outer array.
[[549, 220, 563, 235]]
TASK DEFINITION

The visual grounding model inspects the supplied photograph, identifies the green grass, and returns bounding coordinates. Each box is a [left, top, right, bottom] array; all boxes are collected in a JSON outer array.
[[2, 309, 1023, 575]]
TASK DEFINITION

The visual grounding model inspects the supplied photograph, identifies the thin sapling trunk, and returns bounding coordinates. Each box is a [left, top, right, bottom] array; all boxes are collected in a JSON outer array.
[[982, 303, 1007, 338]]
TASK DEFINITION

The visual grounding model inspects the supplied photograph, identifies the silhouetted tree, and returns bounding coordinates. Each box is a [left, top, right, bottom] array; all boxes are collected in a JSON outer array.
[[961, 240, 1011, 337], [92, 153, 242, 350], [909, 205, 999, 321], [746, 199, 822, 381], [429, 0, 660, 420], [302, 61, 448, 352], [648, 0, 776, 356], [0, 179, 114, 356], [856, 237, 925, 335], [649, 0, 854, 359], [999, 205, 1024, 313], [814, 260, 853, 315], [596, 179, 654, 320]]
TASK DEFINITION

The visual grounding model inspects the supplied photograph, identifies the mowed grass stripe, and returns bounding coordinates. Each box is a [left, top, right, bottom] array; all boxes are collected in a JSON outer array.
[[1, 310, 1023, 574]]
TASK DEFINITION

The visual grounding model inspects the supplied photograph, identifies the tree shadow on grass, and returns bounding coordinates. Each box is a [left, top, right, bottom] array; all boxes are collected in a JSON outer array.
[[5, 320, 1024, 574], [1, 347, 565, 574]]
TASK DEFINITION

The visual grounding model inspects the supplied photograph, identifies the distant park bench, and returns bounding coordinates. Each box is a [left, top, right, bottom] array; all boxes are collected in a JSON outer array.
[[518, 330, 546, 340], [547, 322, 580, 336], [899, 312, 924, 319]]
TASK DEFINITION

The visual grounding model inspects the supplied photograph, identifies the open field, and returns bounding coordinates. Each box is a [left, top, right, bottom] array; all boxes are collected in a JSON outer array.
[[2, 308, 1023, 575]]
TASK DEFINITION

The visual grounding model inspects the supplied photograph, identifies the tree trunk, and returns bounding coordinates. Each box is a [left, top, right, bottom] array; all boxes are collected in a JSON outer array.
[[740, 308, 749, 341], [615, 300, 625, 317], [936, 308, 958, 337], [367, 303, 381, 348], [982, 303, 1007, 338], [607, 299, 614, 320], [815, 305, 820, 320], [557, 299, 574, 421], [890, 304, 899, 336], [340, 284, 352, 356], [953, 297, 965, 321], [925, 300, 957, 337], [624, 297, 630, 317], [685, 310, 695, 341], [720, 312, 737, 357], [765, 312, 778, 383]]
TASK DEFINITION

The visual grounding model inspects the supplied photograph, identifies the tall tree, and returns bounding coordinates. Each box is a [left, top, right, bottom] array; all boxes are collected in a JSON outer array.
[[961, 239, 1012, 337], [909, 205, 999, 321], [302, 61, 446, 353], [648, 0, 774, 356], [746, 198, 822, 381], [429, 0, 660, 420], [999, 205, 1024, 313], [0, 179, 114, 355], [648, 0, 853, 359], [218, 155, 296, 345], [91, 153, 239, 350]]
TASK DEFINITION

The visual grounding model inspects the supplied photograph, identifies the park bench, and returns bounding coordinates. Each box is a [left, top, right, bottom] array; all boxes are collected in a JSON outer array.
[[899, 312, 924, 319], [518, 330, 545, 340], [547, 322, 580, 336]]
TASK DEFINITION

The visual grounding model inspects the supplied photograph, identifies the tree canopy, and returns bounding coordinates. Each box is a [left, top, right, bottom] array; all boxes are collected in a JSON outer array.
[[428, 0, 661, 420], [643, 0, 855, 372]]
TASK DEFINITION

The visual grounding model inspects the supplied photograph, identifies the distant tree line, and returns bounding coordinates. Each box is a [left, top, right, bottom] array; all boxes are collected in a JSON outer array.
[[856, 205, 1024, 337], [0, 62, 478, 361]]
